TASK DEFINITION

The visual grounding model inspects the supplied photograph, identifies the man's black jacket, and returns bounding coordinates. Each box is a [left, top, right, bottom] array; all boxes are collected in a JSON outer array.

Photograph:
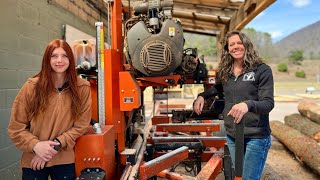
[[199, 63, 274, 138]]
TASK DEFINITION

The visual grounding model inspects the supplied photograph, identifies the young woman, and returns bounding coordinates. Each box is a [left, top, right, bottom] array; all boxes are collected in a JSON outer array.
[[193, 30, 274, 180], [8, 39, 92, 180]]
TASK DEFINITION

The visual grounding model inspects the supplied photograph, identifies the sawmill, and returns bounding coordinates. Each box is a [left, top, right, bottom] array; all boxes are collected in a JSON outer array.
[[70, 0, 277, 179]]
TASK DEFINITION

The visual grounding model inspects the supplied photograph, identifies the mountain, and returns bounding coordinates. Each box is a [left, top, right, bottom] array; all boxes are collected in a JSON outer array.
[[274, 20, 320, 60]]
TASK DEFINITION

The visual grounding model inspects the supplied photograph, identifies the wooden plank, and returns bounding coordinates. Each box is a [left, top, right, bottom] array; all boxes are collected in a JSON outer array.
[[179, 18, 225, 30], [229, 0, 276, 30], [173, 2, 234, 17], [183, 27, 220, 36], [196, 156, 223, 180], [173, 0, 242, 10], [156, 123, 221, 132], [139, 146, 189, 180], [173, 10, 230, 24], [178, 17, 225, 26]]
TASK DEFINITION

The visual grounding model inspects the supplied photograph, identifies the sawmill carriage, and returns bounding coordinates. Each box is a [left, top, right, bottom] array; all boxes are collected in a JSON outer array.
[[72, 0, 275, 179]]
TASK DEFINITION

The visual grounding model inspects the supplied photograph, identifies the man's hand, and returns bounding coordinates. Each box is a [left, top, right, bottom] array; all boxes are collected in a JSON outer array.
[[227, 102, 248, 124], [193, 96, 205, 115], [30, 155, 46, 170], [32, 141, 59, 161]]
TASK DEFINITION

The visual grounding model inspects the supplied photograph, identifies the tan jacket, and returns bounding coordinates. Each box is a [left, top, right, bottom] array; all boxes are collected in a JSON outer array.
[[8, 77, 92, 168]]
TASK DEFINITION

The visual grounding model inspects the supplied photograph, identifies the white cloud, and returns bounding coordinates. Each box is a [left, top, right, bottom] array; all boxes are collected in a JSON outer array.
[[270, 31, 283, 39], [291, 0, 311, 7]]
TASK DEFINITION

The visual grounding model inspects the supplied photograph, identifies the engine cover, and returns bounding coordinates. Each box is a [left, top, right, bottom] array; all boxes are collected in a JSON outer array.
[[127, 20, 184, 76]]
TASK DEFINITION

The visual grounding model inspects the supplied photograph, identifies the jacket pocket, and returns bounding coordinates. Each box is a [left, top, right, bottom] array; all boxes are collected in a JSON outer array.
[[223, 103, 235, 131]]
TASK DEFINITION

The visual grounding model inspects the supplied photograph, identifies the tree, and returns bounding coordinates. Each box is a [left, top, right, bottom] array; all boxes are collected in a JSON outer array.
[[289, 50, 304, 64], [183, 33, 217, 61], [242, 28, 274, 62]]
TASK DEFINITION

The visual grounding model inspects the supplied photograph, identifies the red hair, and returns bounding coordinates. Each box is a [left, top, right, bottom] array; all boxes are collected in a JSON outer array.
[[29, 39, 81, 120]]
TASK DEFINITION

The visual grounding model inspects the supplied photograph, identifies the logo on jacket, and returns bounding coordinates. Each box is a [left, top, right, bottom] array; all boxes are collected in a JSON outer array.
[[243, 72, 255, 81]]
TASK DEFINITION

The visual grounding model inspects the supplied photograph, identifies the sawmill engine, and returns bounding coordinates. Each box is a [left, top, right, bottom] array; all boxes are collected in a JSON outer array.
[[125, 0, 197, 76]]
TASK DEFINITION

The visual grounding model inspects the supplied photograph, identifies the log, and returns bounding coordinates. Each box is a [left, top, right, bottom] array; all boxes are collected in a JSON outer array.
[[298, 100, 320, 124], [270, 121, 320, 175], [284, 113, 320, 142]]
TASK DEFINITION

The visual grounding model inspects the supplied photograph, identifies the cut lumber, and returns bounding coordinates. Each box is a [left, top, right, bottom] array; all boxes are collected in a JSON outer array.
[[284, 113, 320, 142], [270, 121, 320, 175], [298, 100, 320, 124]]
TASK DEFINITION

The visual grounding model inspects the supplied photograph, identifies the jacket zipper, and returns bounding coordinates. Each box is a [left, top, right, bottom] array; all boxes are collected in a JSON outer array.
[[232, 75, 239, 132]]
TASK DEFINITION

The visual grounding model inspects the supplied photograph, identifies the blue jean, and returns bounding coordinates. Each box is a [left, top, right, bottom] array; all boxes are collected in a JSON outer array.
[[22, 163, 75, 180], [226, 135, 271, 180]]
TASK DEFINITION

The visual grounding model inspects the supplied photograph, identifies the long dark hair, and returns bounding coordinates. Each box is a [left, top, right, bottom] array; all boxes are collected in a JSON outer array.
[[29, 39, 81, 120], [217, 30, 263, 83]]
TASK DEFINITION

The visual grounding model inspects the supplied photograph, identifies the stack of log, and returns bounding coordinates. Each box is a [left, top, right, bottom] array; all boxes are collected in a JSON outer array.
[[270, 100, 320, 175]]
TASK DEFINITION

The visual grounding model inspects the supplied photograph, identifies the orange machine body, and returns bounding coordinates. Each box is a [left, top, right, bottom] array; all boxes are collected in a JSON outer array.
[[75, 125, 115, 179], [119, 71, 141, 111]]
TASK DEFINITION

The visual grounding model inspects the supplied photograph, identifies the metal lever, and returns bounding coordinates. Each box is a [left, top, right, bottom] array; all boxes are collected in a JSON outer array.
[[90, 119, 102, 134], [235, 120, 244, 180]]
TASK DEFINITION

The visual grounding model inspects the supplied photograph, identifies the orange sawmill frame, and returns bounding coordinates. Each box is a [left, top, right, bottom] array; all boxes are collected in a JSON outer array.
[[81, 0, 227, 179]]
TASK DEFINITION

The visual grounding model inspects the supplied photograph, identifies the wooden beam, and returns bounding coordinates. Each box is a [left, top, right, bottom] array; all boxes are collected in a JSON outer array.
[[173, 0, 242, 10], [216, 27, 229, 62], [182, 24, 221, 34], [173, 11, 230, 24], [183, 26, 220, 36], [229, 0, 276, 30], [177, 17, 225, 30], [173, 2, 234, 18]]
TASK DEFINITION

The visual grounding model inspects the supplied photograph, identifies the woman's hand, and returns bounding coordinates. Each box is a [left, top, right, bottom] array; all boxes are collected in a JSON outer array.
[[227, 102, 248, 124], [30, 154, 46, 170], [32, 141, 59, 161], [193, 96, 205, 115]]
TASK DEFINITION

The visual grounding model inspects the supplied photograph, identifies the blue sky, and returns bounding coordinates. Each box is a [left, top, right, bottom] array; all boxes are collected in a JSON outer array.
[[245, 0, 320, 42]]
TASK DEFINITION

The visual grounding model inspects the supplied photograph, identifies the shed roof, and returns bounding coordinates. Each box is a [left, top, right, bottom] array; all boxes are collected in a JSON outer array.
[[121, 0, 276, 37]]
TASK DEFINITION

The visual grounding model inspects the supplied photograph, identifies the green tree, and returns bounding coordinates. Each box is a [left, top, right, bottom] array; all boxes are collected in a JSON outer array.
[[295, 70, 306, 78], [183, 32, 217, 61], [243, 28, 274, 62], [289, 50, 304, 64], [277, 63, 288, 72]]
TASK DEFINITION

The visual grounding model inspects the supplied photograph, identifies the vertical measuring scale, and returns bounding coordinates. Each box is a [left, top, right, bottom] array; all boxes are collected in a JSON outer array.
[[95, 22, 105, 125]]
